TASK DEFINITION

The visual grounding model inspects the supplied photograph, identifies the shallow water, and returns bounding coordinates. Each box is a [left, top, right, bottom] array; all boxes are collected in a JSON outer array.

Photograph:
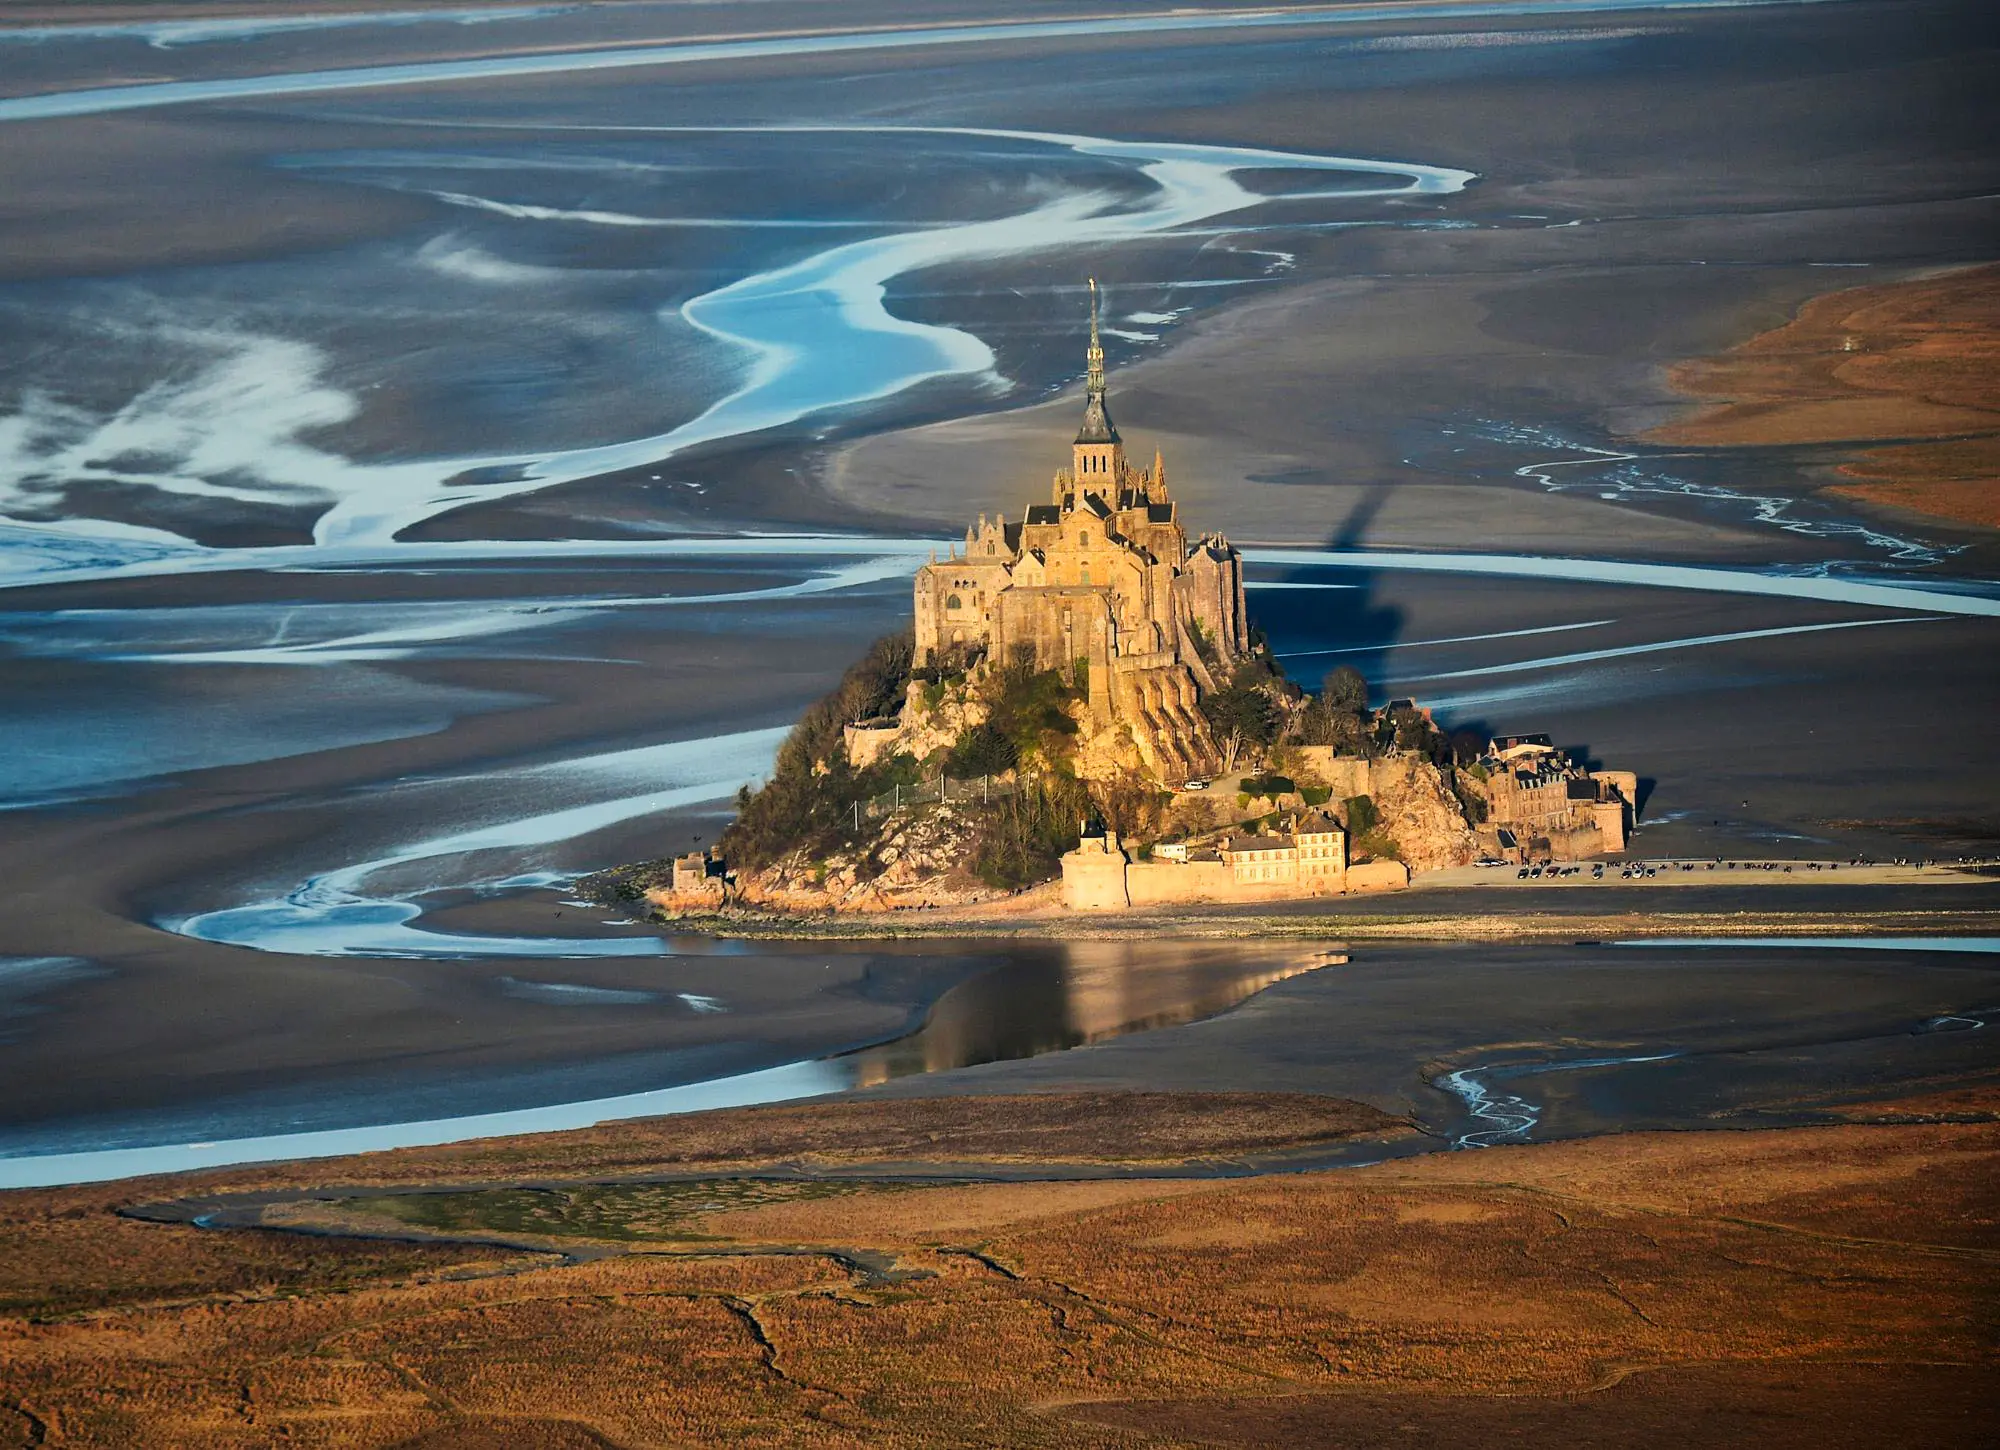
[[0, 940, 1326, 1187], [0, 0, 1992, 1193]]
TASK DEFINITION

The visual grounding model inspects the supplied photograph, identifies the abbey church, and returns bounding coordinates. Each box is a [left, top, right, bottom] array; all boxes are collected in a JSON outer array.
[[911, 284, 1249, 781]]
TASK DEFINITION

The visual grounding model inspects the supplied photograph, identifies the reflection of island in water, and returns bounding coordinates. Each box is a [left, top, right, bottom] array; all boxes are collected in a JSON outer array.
[[846, 941, 1335, 1088]]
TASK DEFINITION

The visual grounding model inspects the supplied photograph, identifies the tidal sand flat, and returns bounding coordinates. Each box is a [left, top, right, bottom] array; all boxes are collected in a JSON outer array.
[[1648, 263, 2000, 529], [0, 0, 1990, 1119], [0, 3, 1994, 1439]]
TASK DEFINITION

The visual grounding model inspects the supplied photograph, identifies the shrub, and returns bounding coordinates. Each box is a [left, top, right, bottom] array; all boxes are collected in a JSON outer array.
[[1200, 682, 1277, 770], [1321, 664, 1369, 714], [720, 631, 914, 868], [1186, 617, 1217, 666], [947, 723, 1017, 778], [1300, 785, 1332, 807], [1355, 828, 1402, 861], [970, 772, 1091, 889], [986, 664, 1081, 761], [1344, 794, 1378, 836], [1239, 774, 1295, 799]]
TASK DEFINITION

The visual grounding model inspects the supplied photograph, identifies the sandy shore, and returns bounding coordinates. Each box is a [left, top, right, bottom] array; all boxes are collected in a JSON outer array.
[[651, 864, 1998, 939], [1645, 263, 2000, 530]]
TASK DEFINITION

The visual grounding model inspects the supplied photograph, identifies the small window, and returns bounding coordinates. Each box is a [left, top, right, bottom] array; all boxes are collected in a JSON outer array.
[[946, 594, 962, 611]]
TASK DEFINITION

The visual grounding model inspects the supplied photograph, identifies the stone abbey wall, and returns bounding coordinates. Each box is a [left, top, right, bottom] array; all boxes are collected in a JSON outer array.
[[907, 295, 1245, 785], [1061, 829, 1410, 911]]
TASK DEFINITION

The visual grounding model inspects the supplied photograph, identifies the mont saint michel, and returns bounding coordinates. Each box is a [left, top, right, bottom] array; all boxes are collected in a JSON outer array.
[[909, 282, 1249, 785], [1, 3, 1993, 1444], [659, 291, 1638, 916]]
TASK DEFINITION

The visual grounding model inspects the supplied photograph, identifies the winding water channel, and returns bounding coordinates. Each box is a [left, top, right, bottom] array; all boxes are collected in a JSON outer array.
[[1, 0, 1993, 1194]]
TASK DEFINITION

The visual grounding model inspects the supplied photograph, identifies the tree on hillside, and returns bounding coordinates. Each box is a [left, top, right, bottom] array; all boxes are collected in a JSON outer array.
[[1321, 664, 1369, 715], [1290, 663, 1372, 753], [1200, 683, 1277, 773], [947, 723, 1017, 778], [720, 630, 914, 868]]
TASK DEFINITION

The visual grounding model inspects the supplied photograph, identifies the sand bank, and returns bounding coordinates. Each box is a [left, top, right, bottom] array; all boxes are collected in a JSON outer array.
[[1646, 263, 2000, 529]]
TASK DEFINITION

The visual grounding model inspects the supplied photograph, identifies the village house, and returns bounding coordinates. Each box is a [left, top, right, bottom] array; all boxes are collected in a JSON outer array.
[[1473, 736, 1636, 861], [1062, 812, 1409, 910]]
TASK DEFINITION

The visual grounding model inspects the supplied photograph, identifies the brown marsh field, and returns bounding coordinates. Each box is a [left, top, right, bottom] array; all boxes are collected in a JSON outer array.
[[0, 1091, 1995, 1447]]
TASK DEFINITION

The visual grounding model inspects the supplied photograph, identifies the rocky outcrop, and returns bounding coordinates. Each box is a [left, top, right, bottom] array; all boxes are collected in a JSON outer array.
[[847, 680, 986, 770], [680, 803, 1011, 915], [1289, 750, 1479, 873], [1366, 758, 1479, 873]]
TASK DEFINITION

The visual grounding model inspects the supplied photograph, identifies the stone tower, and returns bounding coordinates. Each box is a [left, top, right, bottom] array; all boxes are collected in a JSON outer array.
[[1069, 279, 1125, 489], [909, 282, 1251, 783]]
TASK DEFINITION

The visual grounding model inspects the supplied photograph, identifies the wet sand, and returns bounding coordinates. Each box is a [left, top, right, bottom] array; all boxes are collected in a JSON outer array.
[[1647, 262, 2000, 528], [0, 0, 1994, 1179]]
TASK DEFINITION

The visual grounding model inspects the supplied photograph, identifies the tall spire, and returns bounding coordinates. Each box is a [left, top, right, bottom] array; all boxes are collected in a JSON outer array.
[[1086, 277, 1105, 397], [1075, 277, 1119, 446]]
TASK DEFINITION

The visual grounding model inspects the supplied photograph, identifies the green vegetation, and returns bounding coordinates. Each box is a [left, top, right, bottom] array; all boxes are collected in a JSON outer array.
[[339, 1180, 898, 1243], [970, 772, 1093, 889], [721, 631, 916, 869], [1355, 829, 1403, 862], [1292, 663, 1373, 754], [1185, 617, 1217, 666], [1300, 785, 1332, 807], [987, 660, 1082, 761], [947, 722, 1017, 778], [717, 642, 1106, 889], [1199, 666, 1279, 771], [1239, 773, 1295, 799], [1344, 794, 1379, 836]]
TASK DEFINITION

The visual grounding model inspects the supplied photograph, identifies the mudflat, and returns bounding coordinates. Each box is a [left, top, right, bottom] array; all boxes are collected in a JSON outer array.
[[1648, 263, 2000, 529]]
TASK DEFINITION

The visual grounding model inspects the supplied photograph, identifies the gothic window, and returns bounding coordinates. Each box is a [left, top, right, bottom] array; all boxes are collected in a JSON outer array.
[[946, 595, 962, 611]]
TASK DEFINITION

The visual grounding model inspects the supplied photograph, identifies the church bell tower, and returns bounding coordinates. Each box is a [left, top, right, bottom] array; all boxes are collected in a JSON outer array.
[[1071, 279, 1125, 495]]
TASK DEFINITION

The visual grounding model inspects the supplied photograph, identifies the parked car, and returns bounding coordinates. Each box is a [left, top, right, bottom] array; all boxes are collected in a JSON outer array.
[[1181, 779, 1209, 792]]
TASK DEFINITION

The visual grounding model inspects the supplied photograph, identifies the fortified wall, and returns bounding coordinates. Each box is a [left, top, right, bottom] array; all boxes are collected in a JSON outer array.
[[1062, 823, 1410, 911]]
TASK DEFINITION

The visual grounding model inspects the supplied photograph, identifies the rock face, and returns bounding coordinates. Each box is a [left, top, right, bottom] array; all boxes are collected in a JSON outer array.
[[1366, 758, 1480, 873], [676, 803, 1011, 915], [1289, 749, 1479, 873]]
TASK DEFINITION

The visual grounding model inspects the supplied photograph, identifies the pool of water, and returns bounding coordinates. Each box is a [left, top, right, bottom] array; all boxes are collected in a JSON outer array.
[[0, 939, 1335, 1188]]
